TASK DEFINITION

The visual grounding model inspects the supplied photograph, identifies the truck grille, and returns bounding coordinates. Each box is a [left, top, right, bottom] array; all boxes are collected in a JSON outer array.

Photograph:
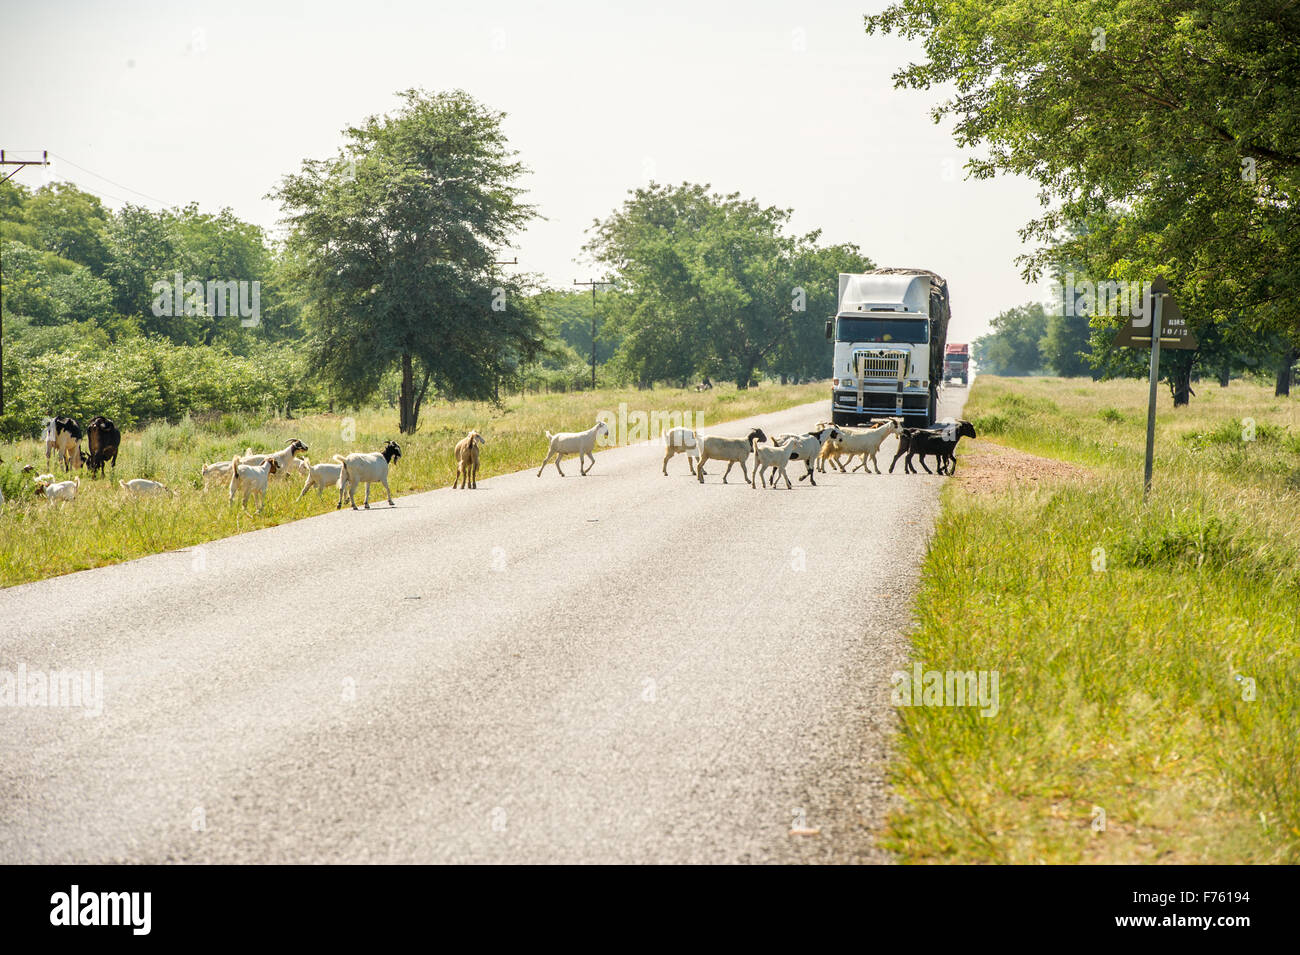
[[853, 350, 907, 380]]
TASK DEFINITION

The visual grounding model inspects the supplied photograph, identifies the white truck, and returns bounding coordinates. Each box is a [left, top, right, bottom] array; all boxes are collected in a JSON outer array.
[[824, 268, 951, 427]]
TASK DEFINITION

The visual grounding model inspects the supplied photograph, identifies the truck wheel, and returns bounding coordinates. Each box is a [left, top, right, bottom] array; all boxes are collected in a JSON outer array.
[[832, 409, 851, 427]]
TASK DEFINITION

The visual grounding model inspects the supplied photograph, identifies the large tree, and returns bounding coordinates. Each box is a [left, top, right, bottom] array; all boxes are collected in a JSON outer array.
[[586, 183, 845, 388], [866, 0, 1300, 399], [274, 89, 544, 432], [973, 303, 1048, 376]]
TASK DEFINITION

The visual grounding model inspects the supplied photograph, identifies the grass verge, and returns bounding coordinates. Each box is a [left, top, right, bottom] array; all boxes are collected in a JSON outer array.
[[884, 376, 1300, 863], [0, 381, 826, 588]]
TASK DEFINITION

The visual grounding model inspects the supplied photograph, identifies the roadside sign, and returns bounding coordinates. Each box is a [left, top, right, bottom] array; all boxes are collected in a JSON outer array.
[[1120, 275, 1195, 497], [1115, 276, 1198, 350]]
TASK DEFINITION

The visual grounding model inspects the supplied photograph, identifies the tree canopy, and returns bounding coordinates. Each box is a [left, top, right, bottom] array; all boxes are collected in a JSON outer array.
[[866, 0, 1300, 398], [273, 89, 544, 431]]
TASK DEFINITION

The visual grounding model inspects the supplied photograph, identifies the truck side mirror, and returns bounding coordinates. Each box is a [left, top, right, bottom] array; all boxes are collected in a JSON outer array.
[[825, 319, 833, 341]]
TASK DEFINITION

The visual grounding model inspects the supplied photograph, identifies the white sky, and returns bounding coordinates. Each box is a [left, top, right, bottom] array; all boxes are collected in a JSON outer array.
[[1, 0, 1050, 342]]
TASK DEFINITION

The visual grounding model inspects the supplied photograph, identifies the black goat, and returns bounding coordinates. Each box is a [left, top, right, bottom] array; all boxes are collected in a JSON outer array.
[[889, 420, 977, 475]]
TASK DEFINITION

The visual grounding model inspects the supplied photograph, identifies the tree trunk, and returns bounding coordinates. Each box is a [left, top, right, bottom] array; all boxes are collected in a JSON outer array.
[[399, 352, 414, 434], [1170, 360, 1194, 407], [1275, 349, 1296, 397], [1219, 361, 1230, 387]]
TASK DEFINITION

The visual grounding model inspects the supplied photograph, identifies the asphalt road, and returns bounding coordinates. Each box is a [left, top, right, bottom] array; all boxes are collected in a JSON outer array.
[[1, 390, 964, 864]]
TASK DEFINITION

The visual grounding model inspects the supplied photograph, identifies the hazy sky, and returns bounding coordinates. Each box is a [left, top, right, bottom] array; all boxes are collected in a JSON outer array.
[[1, 0, 1049, 341]]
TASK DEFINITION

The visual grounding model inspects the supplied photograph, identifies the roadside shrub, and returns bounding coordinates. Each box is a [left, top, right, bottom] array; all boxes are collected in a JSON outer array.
[[1114, 507, 1277, 577], [973, 411, 1011, 435]]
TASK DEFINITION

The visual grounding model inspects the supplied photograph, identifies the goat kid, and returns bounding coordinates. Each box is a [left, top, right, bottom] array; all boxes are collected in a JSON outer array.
[[750, 436, 800, 489], [228, 455, 278, 512], [769, 425, 841, 486], [294, 458, 343, 501]]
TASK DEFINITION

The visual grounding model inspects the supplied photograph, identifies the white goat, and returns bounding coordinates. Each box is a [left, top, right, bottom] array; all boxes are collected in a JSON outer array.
[[537, 420, 609, 477], [335, 440, 402, 510], [294, 457, 344, 501], [695, 428, 767, 484], [662, 427, 700, 476], [769, 425, 841, 486], [200, 449, 252, 490], [750, 436, 800, 489], [228, 455, 278, 513], [238, 439, 308, 478], [822, 419, 900, 474], [120, 478, 172, 497], [36, 478, 79, 503]]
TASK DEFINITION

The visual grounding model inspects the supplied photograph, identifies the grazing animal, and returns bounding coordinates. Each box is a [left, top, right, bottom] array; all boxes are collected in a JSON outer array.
[[662, 427, 700, 476], [199, 450, 253, 490], [85, 416, 121, 478], [239, 439, 309, 477], [770, 425, 842, 486], [695, 428, 767, 484], [120, 478, 171, 497], [42, 417, 84, 472], [294, 458, 343, 501], [228, 455, 278, 512], [537, 420, 609, 477], [36, 477, 79, 503], [889, 419, 977, 474], [750, 436, 800, 489], [453, 430, 486, 489], [335, 440, 402, 510]]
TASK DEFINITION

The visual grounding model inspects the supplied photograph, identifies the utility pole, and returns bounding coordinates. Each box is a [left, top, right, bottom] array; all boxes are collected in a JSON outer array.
[[491, 258, 518, 401], [574, 278, 614, 390], [0, 149, 50, 414]]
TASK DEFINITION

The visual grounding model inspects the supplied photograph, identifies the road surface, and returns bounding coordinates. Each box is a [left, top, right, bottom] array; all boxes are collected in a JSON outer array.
[[1, 391, 963, 863]]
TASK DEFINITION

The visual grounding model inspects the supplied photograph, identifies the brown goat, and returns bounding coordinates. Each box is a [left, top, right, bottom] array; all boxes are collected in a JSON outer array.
[[453, 430, 485, 489]]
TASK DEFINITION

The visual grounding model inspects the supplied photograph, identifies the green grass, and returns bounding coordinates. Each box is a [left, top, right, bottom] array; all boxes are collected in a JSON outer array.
[[884, 376, 1300, 863], [0, 381, 826, 588]]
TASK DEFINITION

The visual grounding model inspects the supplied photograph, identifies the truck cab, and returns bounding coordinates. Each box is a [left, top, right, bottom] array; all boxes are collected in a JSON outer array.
[[944, 343, 970, 385], [826, 271, 949, 427]]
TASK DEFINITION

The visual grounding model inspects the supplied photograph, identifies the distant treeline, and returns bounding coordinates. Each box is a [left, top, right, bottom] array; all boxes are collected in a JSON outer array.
[[1, 93, 860, 437]]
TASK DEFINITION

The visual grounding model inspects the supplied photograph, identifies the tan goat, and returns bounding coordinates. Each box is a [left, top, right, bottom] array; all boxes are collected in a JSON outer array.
[[453, 430, 485, 489]]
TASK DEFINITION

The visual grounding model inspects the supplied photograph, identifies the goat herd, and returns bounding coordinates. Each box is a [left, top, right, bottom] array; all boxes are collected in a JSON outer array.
[[9, 415, 406, 513], [3, 411, 976, 511], [657, 416, 977, 488]]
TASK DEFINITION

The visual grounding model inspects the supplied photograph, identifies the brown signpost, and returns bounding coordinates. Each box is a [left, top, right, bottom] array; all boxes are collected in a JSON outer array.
[[1114, 276, 1198, 351], [1113, 276, 1196, 495]]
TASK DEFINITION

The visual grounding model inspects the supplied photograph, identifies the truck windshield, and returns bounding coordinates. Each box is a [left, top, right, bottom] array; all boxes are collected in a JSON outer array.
[[837, 315, 929, 344]]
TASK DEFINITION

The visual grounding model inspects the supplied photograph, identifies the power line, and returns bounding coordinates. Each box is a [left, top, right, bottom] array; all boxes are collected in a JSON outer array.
[[48, 152, 174, 207]]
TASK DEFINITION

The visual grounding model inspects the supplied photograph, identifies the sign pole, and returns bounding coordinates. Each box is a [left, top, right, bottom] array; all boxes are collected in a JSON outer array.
[[1142, 293, 1163, 497]]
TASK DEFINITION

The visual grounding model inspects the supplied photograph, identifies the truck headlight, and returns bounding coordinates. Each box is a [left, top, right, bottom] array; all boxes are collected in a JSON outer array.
[[842, 378, 855, 388]]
